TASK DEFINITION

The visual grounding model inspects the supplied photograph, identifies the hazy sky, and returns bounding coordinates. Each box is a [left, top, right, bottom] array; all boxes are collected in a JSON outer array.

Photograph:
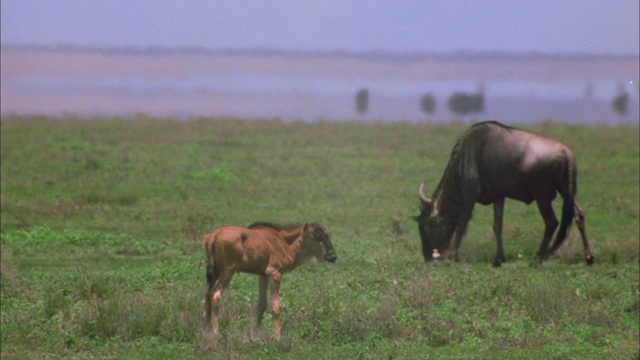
[[1, 1, 639, 55]]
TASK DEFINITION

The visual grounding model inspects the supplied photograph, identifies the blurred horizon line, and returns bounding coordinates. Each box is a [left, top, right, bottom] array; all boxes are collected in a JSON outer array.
[[2, 43, 639, 62]]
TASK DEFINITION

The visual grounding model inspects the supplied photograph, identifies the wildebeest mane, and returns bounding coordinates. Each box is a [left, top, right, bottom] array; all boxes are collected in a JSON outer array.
[[433, 121, 515, 196], [471, 120, 514, 132]]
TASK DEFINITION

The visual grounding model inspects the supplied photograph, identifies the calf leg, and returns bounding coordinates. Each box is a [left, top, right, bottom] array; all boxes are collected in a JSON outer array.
[[492, 197, 506, 267], [255, 275, 269, 331], [269, 272, 283, 340], [534, 199, 559, 265], [204, 263, 219, 327], [210, 272, 234, 336], [205, 282, 215, 325], [574, 201, 595, 265]]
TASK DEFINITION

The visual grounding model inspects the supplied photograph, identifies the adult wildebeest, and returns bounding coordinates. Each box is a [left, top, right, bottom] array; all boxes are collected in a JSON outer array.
[[203, 222, 337, 339], [414, 121, 595, 267]]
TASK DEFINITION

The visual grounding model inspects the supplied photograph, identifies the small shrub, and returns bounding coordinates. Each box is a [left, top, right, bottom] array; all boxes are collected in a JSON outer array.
[[79, 193, 138, 206], [420, 93, 437, 115], [1, 226, 131, 246], [355, 88, 370, 114], [612, 92, 629, 116], [182, 168, 234, 182]]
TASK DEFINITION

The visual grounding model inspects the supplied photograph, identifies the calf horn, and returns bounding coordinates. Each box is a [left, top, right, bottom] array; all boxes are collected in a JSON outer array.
[[418, 183, 431, 203]]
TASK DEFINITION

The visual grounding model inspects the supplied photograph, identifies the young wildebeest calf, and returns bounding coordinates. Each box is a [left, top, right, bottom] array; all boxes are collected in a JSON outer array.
[[203, 222, 337, 339]]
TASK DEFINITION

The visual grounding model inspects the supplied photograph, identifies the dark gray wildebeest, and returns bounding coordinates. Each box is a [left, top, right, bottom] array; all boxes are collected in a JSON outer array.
[[203, 222, 337, 340], [414, 121, 595, 267]]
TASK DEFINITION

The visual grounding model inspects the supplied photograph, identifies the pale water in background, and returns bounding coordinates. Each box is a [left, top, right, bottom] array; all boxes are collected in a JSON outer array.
[[2, 48, 638, 124]]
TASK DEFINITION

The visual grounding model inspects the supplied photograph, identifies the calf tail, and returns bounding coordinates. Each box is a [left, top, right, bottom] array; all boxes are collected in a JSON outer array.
[[204, 234, 220, 287], [203, 233, 219, 323], [206, 263, 219, 287]]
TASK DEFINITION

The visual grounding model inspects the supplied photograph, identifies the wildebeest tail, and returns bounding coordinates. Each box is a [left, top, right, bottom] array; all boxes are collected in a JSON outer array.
[[550, 155, 576, 254]]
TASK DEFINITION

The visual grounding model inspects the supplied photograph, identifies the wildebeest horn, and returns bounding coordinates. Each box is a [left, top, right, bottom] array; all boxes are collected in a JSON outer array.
[[418, 183, 431, 203]]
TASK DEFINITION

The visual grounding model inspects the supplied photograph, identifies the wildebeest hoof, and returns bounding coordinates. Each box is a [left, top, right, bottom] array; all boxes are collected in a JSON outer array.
[[585, 255, 595, 265], [492, 254, 505, 267], [441, 250, 457, 261], [529, 258, 543, 268]]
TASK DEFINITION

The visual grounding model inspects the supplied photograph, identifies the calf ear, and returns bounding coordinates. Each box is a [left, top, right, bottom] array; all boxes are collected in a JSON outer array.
[[303, 223, 311, 235]]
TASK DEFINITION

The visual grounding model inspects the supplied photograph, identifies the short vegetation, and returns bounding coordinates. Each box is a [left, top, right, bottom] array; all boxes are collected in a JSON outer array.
[[1, 116, 638, 359]]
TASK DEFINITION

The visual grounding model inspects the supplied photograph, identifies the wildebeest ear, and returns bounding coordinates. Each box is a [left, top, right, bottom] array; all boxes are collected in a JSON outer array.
[[303, 223, 311, 234], [413, 213, 429, 223], [418, 200, 432, 213]]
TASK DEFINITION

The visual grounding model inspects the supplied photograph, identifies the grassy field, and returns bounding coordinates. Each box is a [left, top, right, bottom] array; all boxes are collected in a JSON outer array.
[[1, 116, 638, 359]]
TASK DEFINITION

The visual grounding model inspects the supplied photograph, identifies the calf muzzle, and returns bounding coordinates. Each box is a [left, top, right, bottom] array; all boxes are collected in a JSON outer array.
[[325, 250, 338, 263]]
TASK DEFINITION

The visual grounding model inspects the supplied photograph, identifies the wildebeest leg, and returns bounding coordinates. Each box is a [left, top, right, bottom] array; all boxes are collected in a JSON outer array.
[[534, 199, 558, 265], [446, 204, 474, 260], [269, 272, 283, 340], [492, 197, 506, 267], [574, 201, 595, 265], [255, 275, 269, 332]]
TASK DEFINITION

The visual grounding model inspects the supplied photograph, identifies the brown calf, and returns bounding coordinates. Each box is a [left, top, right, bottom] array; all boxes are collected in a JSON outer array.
[[203, 222, 337, 339]]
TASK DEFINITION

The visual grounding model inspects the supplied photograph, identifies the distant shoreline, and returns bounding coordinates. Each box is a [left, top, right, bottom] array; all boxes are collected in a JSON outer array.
[[2, 45, 638, 81], [2, 43, 639, 62]]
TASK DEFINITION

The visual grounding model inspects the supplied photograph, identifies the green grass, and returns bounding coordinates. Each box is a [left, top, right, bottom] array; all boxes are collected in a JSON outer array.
[[1, 116, 638, 359]]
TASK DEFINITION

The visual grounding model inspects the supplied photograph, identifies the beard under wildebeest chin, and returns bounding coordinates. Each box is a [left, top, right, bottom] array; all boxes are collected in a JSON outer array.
[[414, 210, 455, 261], [414, 187, 458, 262]]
